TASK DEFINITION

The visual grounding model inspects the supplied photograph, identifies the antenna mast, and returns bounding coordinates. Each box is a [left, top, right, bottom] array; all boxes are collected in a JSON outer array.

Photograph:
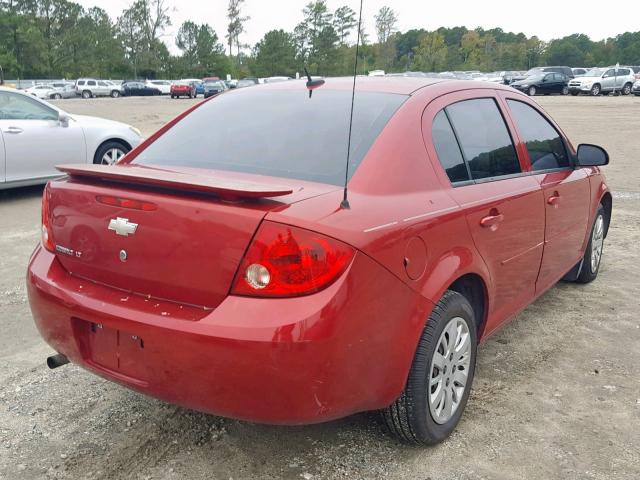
[[340, 0, 364, 210]]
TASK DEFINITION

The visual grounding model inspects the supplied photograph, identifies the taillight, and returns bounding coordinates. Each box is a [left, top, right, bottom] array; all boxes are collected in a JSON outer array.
[[41, 185, 55, 252], [96, 195, 157, 211], [231, 222, 355, 297]]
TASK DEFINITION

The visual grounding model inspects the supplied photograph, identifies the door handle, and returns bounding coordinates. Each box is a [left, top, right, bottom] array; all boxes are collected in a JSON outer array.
[[547, 192, 561, 206], [480, 212, 505, 228], [4, 126, 23, 134]]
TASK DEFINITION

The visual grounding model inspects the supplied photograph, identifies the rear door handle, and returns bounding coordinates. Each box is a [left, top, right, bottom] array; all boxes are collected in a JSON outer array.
[[4, 126, 23, 134], [480, 212, 505, 228], [547, 193, 561, 206]]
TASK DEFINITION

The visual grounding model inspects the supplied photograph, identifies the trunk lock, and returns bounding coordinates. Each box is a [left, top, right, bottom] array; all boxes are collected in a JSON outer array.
[[119, 250, 128, 262]]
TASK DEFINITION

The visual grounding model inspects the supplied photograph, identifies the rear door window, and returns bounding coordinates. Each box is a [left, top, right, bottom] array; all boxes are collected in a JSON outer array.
[[87, 80, 96, 86], [431, 110, 470, 183], [444, 98, 521, 180], [507, 100, 570, 171]]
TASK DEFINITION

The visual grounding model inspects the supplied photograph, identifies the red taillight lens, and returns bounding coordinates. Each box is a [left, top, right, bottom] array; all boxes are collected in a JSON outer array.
[[231, 222, 355, 297], [41, 185, 55, 252], [96, 195, 157, 211]]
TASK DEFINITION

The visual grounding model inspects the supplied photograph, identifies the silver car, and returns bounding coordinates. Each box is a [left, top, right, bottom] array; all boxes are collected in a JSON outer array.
[[0, 87, 142, 189], [49, 84, 77, 100], [568, 67, 636, 96]]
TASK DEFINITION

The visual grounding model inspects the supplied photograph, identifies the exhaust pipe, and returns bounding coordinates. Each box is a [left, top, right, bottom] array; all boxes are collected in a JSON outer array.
[[46, 353, 69, 369]]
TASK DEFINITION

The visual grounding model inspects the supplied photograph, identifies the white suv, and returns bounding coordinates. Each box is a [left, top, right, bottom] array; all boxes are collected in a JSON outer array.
[[568, 67, 636, 96], [75, 78, 122, 99]]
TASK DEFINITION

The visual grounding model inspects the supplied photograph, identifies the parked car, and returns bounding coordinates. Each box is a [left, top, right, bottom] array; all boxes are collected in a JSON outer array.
[[510, 66, 574, 84], [170, 81, 196, 99], [632, 79, 640, 96], [236, 78, 259, 88], [628, 66, 640, 81], [24, 85, 55, 99], [121, 82, 161, 97], [180, 78, 204, 97], [567, 67, 636, 96], [572, 67, 590, 77], [27, 78, 611, 445], [0, 87, 141, 189], [76, 78, 122, 98], [145, 80, 172, 95], [49, 84, 77, 100], [510, 72, 570, 96], [203, 79, 227, 98]]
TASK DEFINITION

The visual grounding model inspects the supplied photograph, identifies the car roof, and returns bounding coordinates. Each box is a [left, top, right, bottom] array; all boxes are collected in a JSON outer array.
[[245, 76, 518, 96]]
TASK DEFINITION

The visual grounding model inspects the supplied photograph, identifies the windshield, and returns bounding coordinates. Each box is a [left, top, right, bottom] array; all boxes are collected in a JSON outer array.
[[134, 87, 406, 185], [527, 74, 545, 82], [586, 68, 606, 77], [205, 81, 224, 87]]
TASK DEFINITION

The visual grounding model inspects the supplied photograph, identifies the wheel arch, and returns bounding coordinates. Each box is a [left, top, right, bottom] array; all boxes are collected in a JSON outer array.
[[600, 191, 612, 238], [447, 273, 489, 340]]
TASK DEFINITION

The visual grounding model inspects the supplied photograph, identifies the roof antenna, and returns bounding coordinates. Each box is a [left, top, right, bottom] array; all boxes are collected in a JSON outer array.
[[304, 66, 325, 98], [340, 0, 363, 210]]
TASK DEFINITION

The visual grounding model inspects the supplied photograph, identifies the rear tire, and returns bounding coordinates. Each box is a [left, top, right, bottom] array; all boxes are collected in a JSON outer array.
[[528, 86, 536, 96], [575, 205, 606, 284], [52, 93, 62, 100], [622, 83, 632, 95], [562, 86, 569, 95], [382, 291, 477, 445]]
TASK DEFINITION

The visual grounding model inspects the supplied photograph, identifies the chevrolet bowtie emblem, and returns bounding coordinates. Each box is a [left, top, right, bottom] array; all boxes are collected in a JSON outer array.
[[108, 217, 138, 237]]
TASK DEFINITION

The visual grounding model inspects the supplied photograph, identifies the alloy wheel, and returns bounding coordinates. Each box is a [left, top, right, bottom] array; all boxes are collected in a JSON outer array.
[[590, 214, 604, 273], [101, 147, 125, 165], [428, 316, 472, 425]]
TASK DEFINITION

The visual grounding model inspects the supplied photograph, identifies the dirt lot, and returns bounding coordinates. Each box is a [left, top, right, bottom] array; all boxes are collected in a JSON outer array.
[[1, 94, 639, 480]]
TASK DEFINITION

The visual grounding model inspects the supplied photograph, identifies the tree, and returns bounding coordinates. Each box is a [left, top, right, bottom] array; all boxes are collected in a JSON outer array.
[[374, 6, 397, 44], [252, 29, 297, 77], [333, 5, 356, 46], [295, 1, 337, 73], [176, 21, 228, 77], [117, 4, 144, 77], [226, 0, 249, 57], [414, 32, 447, 71]]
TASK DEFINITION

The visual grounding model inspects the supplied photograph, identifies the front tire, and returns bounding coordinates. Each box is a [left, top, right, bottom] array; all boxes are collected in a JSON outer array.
[[93, 141, 130, 166], [576, 205, 606, 283], [570, 91, 579, 96], [528, 86, 536, 96], [382, 291, 477, 445], [590, 84, 601, 96], [52, 93, 62, 100], [81, 90, 92, 99], [111, 90, 120, 98]]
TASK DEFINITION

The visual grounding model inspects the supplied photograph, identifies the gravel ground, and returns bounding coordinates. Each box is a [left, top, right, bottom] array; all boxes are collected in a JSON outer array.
[[1, 94, 639, 480]]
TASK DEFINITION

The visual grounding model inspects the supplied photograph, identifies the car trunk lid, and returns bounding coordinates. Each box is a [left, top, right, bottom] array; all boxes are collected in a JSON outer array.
[[48, 164, 337, 310]]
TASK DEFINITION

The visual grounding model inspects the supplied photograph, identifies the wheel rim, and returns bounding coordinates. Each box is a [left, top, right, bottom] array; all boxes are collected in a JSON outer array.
[[101, 147, 125, 165], [529, 87, 536, 95], [428, 317, 472, 425], [562, 87, 568, 95], [593, 86, 600, 95], [624, 85, 631, 94], [590, 214, 604, 273]]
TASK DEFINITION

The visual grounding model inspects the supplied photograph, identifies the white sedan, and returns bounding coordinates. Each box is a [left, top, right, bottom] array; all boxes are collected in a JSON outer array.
[[145, 80, 173, 95], [0, 87, 143, 190], [24, 85, 55, 99]]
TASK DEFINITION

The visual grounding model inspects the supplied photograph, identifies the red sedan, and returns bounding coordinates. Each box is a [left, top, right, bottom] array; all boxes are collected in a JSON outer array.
[[28, 78, 611, 444], [170, 81, 195, 99]]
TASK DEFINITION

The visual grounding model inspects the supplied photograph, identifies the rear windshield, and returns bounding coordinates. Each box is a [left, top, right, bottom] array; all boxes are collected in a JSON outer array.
[[134, 87, 406, 185]]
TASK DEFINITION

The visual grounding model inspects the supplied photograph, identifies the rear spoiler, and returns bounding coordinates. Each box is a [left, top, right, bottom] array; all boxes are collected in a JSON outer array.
[[56, 164, 296, 199]]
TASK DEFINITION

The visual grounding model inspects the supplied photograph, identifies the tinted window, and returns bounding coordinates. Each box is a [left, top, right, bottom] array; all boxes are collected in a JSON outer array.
[[134, 89, 406, 185], [432, 110, 469, 183], [604, 69, 615, 77], [0, 92, 58, 120], [87, 80, 96, 86], [77, 81, 85, 86], [618, 69, 630, 76], [445, 98, 521, 180], [507, 100, 569, 171]]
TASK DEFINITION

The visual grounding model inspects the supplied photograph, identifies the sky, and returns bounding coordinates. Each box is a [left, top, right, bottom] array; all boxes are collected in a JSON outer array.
[[76, 0, 640, 53]]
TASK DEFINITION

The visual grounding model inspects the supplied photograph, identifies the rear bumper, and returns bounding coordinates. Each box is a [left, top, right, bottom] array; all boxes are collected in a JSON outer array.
[[27, 246, 432, 424]]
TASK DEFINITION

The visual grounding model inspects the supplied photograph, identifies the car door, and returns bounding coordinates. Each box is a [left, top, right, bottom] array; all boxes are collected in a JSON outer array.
[[96, 81, 110, 96], [616, 68, 630, 89], [502, 96, 590, 293], [601, 69, 615, 91], [0, 91, 85, 182], [425, 93, 546, 333]]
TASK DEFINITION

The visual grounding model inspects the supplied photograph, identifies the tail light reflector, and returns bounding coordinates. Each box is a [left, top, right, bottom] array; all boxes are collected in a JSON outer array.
[[231, 221, 355, 297], [41, 185, 55, 253]]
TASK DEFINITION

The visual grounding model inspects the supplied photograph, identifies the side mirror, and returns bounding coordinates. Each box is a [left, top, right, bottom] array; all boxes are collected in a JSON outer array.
[[58, 112, 69, 127], [577, 144, 609, 166]]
